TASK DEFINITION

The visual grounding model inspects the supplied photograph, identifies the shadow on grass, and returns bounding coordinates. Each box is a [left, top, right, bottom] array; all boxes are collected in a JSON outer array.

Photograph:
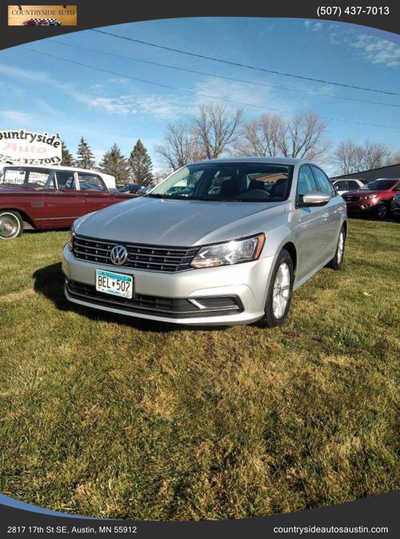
[[33, 262, 227, 333]]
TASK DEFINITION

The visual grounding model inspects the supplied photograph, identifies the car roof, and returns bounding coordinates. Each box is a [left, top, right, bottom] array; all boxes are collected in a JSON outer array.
[[333, 178, 363, 182], [189, 157, 308, 166], [360, 178, 400, 183], [3, 164, 114, 178]]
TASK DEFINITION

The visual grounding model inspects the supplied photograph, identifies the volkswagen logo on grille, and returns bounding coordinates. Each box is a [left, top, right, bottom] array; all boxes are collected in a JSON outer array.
[[110, 245, 128, 265]]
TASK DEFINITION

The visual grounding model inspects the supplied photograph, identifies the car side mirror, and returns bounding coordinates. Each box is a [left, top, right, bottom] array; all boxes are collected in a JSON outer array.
[[300, 192, 331, 207]]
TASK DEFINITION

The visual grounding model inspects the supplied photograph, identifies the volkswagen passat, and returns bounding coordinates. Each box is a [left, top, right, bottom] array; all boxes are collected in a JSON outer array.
[[63, 158, 347, 327]]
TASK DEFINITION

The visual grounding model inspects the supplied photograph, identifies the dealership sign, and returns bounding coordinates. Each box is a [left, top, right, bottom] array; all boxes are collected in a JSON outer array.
[[0, 129, 62, 165]]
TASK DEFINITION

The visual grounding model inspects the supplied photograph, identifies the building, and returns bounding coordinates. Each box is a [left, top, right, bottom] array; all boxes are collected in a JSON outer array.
[[330, 163, 400, 183]]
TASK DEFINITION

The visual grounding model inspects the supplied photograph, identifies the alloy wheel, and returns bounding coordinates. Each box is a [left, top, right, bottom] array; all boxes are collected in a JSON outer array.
[[272, 262, 291, 319]]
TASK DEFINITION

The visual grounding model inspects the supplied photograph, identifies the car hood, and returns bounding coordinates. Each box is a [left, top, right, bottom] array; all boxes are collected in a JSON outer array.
[[75, 196, 286, 246]]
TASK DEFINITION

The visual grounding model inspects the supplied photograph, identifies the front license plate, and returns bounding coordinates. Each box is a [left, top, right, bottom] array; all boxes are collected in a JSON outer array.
[[95, 269, 133, 299]]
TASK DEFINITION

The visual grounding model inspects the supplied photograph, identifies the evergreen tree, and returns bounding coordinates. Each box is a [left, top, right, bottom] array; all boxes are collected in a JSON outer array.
[[129, 139, 153, 186], [99, 143, 130, 185], [75, 137, 95, 169], [61, 141, 74, 166]]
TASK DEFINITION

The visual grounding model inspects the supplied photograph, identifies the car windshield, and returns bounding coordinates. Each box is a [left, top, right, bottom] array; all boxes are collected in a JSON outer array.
[[148, 163, 294, 202], [361, 179, 397, 191], [1, 167, 54, 190]]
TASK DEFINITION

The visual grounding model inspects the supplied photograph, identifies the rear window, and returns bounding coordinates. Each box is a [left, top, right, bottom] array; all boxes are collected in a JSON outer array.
[[1, 167, 54, 189], [362, 179, 398, 191]]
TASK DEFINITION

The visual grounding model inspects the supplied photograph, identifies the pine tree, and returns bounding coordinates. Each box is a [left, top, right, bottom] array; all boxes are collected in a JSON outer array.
[[61, 141, 74, 167], [99, 143, 130, 185], [129, 139, 153, 187], [75, 137, 95, 169]]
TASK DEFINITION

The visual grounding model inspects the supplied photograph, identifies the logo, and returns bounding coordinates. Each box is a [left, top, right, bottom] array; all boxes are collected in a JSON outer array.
[[8, 5, 77, 26], [110, 245, 128, 265]]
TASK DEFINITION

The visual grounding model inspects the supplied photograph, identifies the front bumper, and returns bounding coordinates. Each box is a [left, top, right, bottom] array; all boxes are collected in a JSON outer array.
[[62, 245, 274, 325], [344, 199, 378, 213]]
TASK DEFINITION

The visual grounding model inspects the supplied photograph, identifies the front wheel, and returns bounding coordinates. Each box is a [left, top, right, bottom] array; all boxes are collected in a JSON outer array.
[[327, 226, 345, 270], [375, 204, 388, 220], [0, 210, 23, 240], [258, 249, 294, 328]]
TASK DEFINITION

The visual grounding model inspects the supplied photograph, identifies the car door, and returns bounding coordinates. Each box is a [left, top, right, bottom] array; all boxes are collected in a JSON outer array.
[[311, 165, 343, 258], [292, 165, 331, 282], [20, 168, 85, 229], [77, 172, 114, 213], [49, 170, 86, 226]]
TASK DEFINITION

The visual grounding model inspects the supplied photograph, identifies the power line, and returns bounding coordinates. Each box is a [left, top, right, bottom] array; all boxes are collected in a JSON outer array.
[[92, 28, 400, 99], [26, 47, 400, 132], [54, 38, 400, 110], [26, 48, 283, 111]]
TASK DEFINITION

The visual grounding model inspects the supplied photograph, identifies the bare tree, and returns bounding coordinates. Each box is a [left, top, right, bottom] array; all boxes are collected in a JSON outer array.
[[387, 151, 400, 165], [334, 140, 363, 175], [284, 111, 331, 160], [334, 140, 392, 174], [156, 104, 243, 170], [155, 122, 205, 171], [232, 113, 285, 157], [232, 110, 330, 162], [194, 104, 243, 159], [361, 141, 392, 170]]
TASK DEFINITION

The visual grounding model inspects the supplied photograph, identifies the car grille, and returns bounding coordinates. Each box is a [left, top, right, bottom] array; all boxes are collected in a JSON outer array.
[[72, 234, 199, 272], [66, 280, 243, 318]]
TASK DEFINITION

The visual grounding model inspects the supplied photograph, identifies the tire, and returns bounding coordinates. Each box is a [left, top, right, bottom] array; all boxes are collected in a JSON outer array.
[[375, 203, 388, 220], [258, 249, 294, 328], [0, 210, 23, 240], [327, 226, 345, 270]]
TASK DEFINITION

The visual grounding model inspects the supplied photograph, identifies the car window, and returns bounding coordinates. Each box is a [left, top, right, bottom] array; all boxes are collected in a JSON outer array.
[[361, 179, 397, 191], [56, 171, 76, 190], [2, 167, 54, 189], [348, 181, 360, 190], [151, 163, 294, 202], [297, 165, 317, 197], [26, 170, 51, 187], [335, 181, 347, 191], [312, 166, 334, 196], [2, 168, 27, 184], [78, 173, 106, 192]]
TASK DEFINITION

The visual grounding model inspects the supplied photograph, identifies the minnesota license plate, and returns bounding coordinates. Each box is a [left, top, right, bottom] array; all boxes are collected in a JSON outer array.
[[95, 269, 133, 299]]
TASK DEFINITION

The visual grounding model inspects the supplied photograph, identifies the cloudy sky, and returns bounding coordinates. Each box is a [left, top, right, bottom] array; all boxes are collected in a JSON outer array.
[[1, 17, 400, 173]]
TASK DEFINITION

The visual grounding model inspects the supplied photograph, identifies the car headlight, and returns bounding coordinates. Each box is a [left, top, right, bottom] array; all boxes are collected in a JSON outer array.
[[191, 234, 265, 269], [362, 194, 377, 200], [66, 224, 76, 251]]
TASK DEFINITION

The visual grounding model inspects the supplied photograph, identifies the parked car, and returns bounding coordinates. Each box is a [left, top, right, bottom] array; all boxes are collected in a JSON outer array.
[[63, 158, 347, 327], [118, 183, 139, 193], [390, 192, 400, 220], [332, 178, 365, 196], [342, 178, 400, 219], [0, 165, 136, 239]]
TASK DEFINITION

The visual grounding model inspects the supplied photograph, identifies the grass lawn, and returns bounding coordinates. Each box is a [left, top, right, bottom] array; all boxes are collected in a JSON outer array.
[[0, 219, 399, 520]]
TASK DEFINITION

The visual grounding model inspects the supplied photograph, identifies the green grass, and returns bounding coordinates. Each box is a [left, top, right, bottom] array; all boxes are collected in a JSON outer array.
[[0, 220, 399, 520]]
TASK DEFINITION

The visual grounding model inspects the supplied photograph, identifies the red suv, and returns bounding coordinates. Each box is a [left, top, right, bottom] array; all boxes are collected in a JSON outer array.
[[342, 178, 400, 219]]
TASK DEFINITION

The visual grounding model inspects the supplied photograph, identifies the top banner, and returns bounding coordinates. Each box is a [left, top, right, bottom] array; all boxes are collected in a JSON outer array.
[[0, 1, 399, 51]]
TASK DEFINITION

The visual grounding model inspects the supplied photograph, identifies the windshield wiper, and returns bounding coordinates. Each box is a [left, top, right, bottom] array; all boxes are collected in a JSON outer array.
[[144, 193, 189, 199]]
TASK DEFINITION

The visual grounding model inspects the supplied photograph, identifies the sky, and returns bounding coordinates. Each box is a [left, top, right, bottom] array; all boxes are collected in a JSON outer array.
[[1, 17, 400, 175]]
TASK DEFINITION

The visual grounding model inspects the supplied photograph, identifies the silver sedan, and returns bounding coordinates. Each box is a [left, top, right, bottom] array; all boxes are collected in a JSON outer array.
[[63, 158, 347, 327]]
